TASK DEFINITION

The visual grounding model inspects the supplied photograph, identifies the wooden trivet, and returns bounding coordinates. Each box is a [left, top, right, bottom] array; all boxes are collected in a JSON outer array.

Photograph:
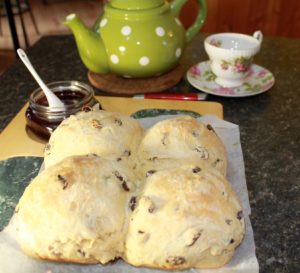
[[88, 65, 184, 94]]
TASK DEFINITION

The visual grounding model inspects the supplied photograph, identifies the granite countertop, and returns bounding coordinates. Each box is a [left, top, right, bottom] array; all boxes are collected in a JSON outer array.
[[0, 34, 299, 273]]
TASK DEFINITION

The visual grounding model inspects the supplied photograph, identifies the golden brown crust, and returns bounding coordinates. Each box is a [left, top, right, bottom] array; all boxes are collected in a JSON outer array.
[[44, 110, 144, 168], [27, 253, 99, 264], [122, 248, 232, 270], [16, 113, 245, 269], [16, 155, 140, 264], [138, 116, 228, 176], [124, 166, 245, 269]]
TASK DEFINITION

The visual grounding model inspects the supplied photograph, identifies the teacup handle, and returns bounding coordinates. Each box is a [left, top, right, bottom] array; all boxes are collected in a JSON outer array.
[[171, 0, 207, 42], [253, 30, 263, 44]]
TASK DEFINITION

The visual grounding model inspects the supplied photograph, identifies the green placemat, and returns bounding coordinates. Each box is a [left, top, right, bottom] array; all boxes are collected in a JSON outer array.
[[131, 108, 201, 119], [0, 156, 43, 231]]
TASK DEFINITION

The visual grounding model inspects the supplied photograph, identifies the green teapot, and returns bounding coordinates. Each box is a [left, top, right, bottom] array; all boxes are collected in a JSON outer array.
[[65, 0, 207, 78]]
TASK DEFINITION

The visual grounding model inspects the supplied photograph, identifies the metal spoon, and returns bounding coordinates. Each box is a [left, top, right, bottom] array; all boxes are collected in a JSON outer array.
[[17, 49, 65, 109]]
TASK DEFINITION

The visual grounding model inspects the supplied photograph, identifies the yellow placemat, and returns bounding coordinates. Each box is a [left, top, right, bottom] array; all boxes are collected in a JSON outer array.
[[0, 96, 223, 161]]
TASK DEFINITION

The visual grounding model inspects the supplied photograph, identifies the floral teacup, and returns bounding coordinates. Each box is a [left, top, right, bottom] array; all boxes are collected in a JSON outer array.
[[204, 31, 263, 87]]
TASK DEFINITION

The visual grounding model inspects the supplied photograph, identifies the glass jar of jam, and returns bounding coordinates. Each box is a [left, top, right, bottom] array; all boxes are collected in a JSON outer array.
[[25, 81, 98, 140]]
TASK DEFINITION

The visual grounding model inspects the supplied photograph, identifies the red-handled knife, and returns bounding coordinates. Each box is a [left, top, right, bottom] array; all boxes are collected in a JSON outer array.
[[133, 92, 207, 101]]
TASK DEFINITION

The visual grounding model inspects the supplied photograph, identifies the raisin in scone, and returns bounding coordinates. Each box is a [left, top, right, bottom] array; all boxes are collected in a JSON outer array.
[[15, 155, 141, 264], [138, 116, 227, 176], [44, 110, 144, 168], [124, 165, 245, 269]]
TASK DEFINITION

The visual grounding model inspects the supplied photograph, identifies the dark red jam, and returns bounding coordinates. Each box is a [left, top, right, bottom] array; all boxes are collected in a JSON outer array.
[[25, 107, 62, 140], [35, 90, 86, 106], [25, 83, 97, 140]]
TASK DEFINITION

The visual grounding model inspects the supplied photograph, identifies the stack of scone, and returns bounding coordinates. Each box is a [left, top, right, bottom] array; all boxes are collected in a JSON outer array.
[[14, 109, 245, 270]]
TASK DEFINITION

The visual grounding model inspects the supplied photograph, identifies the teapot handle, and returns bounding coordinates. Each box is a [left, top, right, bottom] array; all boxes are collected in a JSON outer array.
[[171, 0, 207, 42]]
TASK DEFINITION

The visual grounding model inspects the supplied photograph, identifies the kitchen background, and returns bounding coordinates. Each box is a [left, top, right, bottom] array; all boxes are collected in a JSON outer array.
[[1, 0, 300, 75]]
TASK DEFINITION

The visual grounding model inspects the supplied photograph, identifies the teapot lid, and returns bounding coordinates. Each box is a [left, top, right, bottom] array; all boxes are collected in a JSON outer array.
[[110, 0, 164, 10]]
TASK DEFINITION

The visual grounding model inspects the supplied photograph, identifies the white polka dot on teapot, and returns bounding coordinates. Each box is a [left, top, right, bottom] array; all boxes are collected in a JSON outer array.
[[155, 27, 165, 37], [139, 57, 150, 66], [121, 26, 132, 36], [110, 54, 119, 64], [176, 48, 182, 58], [175, 18, 182, 26], [100, 18, 108, 27], [119, 46, 126, 52]]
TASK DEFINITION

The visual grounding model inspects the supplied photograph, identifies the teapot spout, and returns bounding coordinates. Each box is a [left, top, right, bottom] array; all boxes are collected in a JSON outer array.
[[65, 14, 109, 74]]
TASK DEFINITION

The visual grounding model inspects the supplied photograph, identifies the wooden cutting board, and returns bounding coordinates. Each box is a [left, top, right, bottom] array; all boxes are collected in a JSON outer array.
[[0, 96, 223, 161]]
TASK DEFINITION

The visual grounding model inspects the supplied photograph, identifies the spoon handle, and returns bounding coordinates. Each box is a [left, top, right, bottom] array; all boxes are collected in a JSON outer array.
[[17, 49, 65, 108]]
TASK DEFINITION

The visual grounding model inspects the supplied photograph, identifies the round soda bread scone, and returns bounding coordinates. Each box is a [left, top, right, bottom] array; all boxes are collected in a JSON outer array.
[[124, 165, 245, 269], [137, 116, 228, 176], [15, 155, 141, 264], [44, 110, 144, 168]]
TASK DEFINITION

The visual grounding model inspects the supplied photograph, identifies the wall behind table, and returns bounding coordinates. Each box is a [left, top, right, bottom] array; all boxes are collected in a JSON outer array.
[[179, 0, 300, 38]]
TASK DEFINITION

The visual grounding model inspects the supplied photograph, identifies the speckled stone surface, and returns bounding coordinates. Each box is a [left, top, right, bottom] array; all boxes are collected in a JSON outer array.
[[0, 157, 43, 230], [0, 34, 299, 272]]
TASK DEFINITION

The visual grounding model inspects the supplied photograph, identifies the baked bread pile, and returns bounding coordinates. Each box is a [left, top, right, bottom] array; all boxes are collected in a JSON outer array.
[[15, 110, 245, 270]]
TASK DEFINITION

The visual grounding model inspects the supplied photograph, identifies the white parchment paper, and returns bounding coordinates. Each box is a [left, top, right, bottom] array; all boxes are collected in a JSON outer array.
[[0, 115, 259, 273]]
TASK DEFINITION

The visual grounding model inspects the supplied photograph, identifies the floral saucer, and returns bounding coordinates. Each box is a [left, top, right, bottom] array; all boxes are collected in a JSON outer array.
[[187, 61, 275, 97]]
